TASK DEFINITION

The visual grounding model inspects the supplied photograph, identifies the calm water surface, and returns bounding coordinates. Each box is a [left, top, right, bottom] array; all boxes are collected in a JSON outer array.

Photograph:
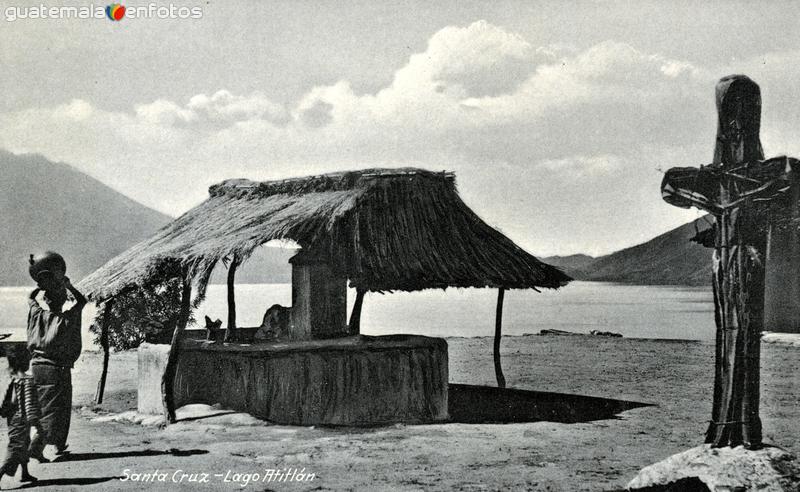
[[1, 281, 715, 341]]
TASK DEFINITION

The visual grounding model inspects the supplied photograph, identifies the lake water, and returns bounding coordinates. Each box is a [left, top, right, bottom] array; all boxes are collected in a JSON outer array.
[[0, 282, 716, 342]]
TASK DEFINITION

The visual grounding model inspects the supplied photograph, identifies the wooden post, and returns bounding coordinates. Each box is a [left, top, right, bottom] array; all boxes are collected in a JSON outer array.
[[94, 299, 114, 404], [224, 255, 240, 342], [162, 274, 192, 425], [705, 75, 764, 448], [348, 287, 365, 335], [493, 288, 506, 388]]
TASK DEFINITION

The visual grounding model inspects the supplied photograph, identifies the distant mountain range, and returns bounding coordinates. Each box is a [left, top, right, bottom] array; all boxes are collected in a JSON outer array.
[[1, 149, 711, 287], [0, 150, 293, 286], [208, 247, 294, 284], [0, 150, 171, 286], [543, 217, 713, 286]]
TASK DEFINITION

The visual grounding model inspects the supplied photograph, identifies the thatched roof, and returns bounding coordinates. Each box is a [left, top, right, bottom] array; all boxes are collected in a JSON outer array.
[[80, 168, 570, 301]]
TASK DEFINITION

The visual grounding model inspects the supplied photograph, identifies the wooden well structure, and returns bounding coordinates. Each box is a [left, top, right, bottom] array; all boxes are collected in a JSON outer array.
[[79, 168, 570, 425]]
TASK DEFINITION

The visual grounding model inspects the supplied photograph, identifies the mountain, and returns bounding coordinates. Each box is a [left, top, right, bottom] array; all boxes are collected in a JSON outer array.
[[539, 254, 596, 279], [0, 150, 171, 285], [583, 217, 712, 286], [208, 246, 295, 284], [544, 218, 713, 286]]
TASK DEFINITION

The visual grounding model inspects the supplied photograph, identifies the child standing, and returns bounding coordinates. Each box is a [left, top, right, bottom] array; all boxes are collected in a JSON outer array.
[[0, 345, 44, 487]]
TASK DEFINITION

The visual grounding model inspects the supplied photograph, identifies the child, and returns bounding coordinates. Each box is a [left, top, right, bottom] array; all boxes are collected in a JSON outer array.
[[0, 345, 44, 487]]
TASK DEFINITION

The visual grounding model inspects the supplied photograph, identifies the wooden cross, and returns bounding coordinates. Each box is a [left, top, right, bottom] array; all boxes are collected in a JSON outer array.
[[661, 74, 799, 448]]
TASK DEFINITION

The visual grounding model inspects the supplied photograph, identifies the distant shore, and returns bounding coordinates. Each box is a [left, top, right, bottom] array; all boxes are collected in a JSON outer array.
[[2, 282, 718, 341]]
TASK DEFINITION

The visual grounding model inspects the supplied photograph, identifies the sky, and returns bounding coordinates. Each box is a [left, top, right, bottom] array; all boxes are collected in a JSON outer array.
[[3, 1, 800, 256]]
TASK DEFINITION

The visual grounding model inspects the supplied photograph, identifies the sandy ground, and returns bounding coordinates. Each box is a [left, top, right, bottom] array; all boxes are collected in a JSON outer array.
[[0, 335, 796, 491]]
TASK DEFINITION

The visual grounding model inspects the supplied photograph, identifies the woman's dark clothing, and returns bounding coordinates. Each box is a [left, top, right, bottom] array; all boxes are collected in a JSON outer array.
[[28, 364, 72, 453], [26, 297, 81, 455], [26, 299, 82, 368]]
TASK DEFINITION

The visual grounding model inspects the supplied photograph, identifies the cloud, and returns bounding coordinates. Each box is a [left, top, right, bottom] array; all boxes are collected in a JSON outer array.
[[134, 90, 289, 129], [298, 100, 334, 128], [53, 99, 95, 121], [404, 20, 546, 98], [186, 90, 289, 127], [135, 99, 195, 126], [4, 20, 794, 255]]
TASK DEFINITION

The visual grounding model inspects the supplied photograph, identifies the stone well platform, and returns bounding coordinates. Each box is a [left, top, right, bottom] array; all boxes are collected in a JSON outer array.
[[138, 335, 449, 426]]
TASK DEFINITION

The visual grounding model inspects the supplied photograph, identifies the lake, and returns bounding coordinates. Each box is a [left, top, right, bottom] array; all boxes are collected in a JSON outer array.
[[0, 281, 715, 342]]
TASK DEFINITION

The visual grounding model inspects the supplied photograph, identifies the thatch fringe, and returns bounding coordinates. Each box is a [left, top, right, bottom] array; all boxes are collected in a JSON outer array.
[[79, 168, 570, 301]]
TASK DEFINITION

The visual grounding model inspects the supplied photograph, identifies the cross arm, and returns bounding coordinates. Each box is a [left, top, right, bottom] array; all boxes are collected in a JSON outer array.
[[661, 156, 800, 214], [721, 156, 799, 208], [661, 166, 724, 214]]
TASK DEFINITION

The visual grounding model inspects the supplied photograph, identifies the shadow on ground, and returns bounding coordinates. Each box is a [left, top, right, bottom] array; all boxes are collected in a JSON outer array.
[[176, 411, 238, 423], [448, 384, 653, 424], [620, 477, 710, 492], [18, 476, 124, 488], [53, 448, 208, 463]]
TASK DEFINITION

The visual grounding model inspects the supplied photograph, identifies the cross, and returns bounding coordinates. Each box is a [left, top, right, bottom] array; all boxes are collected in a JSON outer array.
[[661, 74, 800, 449]]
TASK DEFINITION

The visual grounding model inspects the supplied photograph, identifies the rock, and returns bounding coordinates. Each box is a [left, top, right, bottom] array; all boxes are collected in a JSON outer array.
[[539, 329, 581, 336], [627, 444, 800, 491], [762, 332, 800, 348], [590, 330, 623, 337]]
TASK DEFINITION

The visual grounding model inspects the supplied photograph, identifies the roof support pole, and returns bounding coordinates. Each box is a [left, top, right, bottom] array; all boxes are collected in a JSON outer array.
[[94, 298, 114, 405], [493, 288, 506, 388], [162, 273, 192, 425], [224, 254, 240, 343], [348, 287, 365, 335]]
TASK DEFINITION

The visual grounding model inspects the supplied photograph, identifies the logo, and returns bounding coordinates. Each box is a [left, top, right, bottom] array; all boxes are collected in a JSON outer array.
[[105, 3, 125, 21]]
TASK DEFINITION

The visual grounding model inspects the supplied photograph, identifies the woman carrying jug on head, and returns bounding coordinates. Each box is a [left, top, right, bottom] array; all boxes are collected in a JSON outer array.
[[26, 252, 85, 461]]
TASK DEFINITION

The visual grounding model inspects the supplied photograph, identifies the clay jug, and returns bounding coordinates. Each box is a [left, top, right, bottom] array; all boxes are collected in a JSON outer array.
[[28, 251, 67, 290]]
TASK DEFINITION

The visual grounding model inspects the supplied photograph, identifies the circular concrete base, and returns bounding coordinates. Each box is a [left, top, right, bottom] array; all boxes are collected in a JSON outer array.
[[139, 335, 449, 426]]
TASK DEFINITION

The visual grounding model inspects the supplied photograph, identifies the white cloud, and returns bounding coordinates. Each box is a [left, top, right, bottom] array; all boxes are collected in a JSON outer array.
[[186, 90, 288, 126], [53, 99, 95, 121], [135, 99, 195, 126], [134, 90, 289, 129], [408, 20, 544, 98]]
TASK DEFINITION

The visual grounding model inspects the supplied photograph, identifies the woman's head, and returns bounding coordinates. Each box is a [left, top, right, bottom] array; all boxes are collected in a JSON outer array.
[[6, 345, 30, 374]]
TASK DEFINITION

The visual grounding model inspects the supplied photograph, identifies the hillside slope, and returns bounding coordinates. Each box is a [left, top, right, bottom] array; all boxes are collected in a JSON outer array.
[[542, 218, 713, 286], [583, 218, 712, 286], [0, 151, 171, 285], [539, 254, 596, 280]]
